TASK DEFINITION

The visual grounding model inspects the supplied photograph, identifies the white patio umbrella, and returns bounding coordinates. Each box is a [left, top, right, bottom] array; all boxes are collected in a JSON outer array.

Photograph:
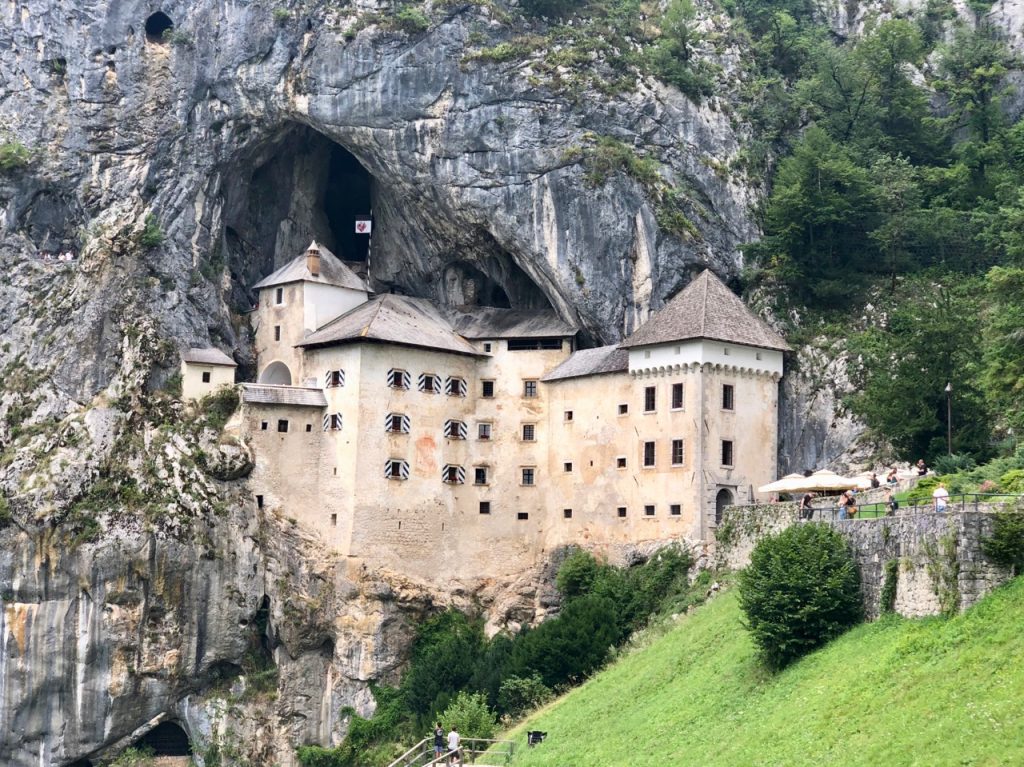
[[781, 469, 859, 494], [757, 473, 812, 494]]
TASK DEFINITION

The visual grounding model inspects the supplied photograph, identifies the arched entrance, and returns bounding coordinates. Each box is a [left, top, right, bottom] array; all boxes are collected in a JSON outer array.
[[715, 488, 734, 526], [258, 361, 292, 385], [137, 721, 192, 756]]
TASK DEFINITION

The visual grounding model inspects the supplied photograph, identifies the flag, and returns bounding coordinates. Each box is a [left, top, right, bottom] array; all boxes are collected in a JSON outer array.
[[355, 218, 372, 235]]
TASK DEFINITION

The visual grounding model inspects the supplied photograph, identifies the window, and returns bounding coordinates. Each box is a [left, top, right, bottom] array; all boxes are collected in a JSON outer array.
[[201, 371, 211, 383], [644, 349, 651, 359], [260, 421, 268, 431], [670, 504, 681, 516], [323, 413, 343, 431], [617, 506, 627, 518], [564, 410, 573, 422], [445, 376, 467, 397], [324, 369, 345, 388], [275, 287, 284, 305], [616, 456, 627, 469], [671, 439, 684, 466], [563, 461, 573, 473], [644, 386, 656, 412], [671, 383, 684, 409], [330, 513, 337, 526], [721, 440, 734, 467], [274, 325, 281, 342], [477, 422, 492, 440], [517, 512, 529, 520], [483, 342, 492, 353], [419, 373, 439, 393], [256, 494, 264, 509], [277, 419, 289, 433], [385, 413, 410, 434], [644, 504, 655, 516], [508, 338, 563, 351], [387, 369, 410, 389], [442, 465, 465, 484], [563, 508, 573, 519], [444, 419, 468, 439], [474, 467, 488, 485], [723, 347, 731, 356], [306, 424, 312, 432], [618, 403, 628, 415], [523, 380, 538, 398], [385, 459, 410, 480], [481, 380, 495, 398], [643, 441, 656, 467], [722, 384, 735, 411], [479, 501, 491, 515], [521, 467, 535, 486], [521, 424, 536, 441], [756, 351, 763, 361]]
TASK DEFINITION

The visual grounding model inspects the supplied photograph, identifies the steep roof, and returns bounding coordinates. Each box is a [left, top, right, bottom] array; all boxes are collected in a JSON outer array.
[[181, 347, 236, 366], [240, 384, 327, 408], [619, 270, 789, 352], [253, 241, 368, 292], [542, 345, 629, 382], [298, 294, 482, 357], [445, 306, 577, 339]]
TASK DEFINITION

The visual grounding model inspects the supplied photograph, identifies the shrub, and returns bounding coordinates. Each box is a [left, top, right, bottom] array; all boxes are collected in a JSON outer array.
[[295, 746, 349, 767], [103, 746, 155, 767], [933, 453, 976, 475], [139, 215, 164, 248], [738, 523, 863, 670], [497, 674, 552, 718], [438, 691, 497, 739], [1000, 469, 1024, 493], [520, 0, 586, 18], [0, 141, 32, 172], [273, 7, 290, 23], [200, 387, 239, 431], [390, 7, 429, 33], [0, 495, 12, 528], [981, 511, 1024, 575]]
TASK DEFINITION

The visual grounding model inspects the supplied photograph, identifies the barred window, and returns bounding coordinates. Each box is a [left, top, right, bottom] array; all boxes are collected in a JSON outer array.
[[523, 380, 538, 398], [643, 441, 656, 467], [671, 439, 684, 466], [521, 423, 536, 442], [644, 386, 656, 412], [521, 467, 536, 486], [670, 504, 681, 516]]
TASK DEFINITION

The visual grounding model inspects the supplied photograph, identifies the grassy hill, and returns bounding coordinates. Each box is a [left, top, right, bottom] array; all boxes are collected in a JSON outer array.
[[503, 577, 1024, 766]]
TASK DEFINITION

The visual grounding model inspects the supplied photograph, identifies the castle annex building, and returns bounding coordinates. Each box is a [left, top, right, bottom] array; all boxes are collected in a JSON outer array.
[[184, 243, 789, 580]]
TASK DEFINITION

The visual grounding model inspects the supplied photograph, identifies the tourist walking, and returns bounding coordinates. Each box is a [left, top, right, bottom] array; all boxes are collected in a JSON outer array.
[[839, 490, 857, 519], [800, 492, 814, 520], [932, 482, 949, 513], [433, 722, 445, 762], [916, 459, 928, 476], [885, 488, 899, 516], [447, 726, 461, 765]]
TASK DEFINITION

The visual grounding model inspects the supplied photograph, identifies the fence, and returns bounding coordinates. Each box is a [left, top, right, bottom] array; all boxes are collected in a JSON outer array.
[[386, 737, 516, 767], [808, 493, 1023, 522]]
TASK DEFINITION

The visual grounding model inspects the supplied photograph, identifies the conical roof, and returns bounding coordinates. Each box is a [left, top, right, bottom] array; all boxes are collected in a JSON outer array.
[[619, 270, 789, 351], [253, 241, 369, 292]]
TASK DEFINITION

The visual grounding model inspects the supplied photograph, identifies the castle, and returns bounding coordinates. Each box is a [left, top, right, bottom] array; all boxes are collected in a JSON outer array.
[[182, 242, 788, 581]]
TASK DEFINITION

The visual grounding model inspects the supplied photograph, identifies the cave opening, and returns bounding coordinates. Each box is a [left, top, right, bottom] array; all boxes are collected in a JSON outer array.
[[323, 142, 372, 264], [135, 721, 192, 756], [144, 12, 174, 43]]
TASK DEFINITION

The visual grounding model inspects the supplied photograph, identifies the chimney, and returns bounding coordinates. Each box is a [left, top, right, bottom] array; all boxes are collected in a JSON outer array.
[[306, 243, 320, 277]]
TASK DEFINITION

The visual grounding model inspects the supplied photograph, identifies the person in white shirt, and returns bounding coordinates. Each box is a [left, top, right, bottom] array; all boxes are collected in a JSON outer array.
[[932, 482, 949, 513], [447, 726, 461, 765]]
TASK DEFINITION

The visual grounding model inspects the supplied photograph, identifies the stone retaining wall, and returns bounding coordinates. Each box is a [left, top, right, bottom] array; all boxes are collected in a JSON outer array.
[[716, 503, 1015, 618]]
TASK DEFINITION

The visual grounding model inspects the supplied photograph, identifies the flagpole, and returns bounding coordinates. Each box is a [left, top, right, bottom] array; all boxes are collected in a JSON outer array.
[[366, 207, 372, 278]]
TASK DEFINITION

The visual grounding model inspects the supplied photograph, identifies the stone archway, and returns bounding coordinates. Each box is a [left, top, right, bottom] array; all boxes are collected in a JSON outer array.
[[258, 361, 292, 385], [715, 488, 734, 526]]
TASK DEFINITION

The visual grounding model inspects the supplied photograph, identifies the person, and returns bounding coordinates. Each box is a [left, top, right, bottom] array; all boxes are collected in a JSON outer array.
[[886, 467, 899, 486], [916, 459, 927, 476], [869, 472, 880, 488], [433, 722, 446, 761], [447, 726, 461, 765], [885, 487, 899, 516], [932, 482, 949, 513], [845, 490, 858, 518], [800, 492, 814, 521]]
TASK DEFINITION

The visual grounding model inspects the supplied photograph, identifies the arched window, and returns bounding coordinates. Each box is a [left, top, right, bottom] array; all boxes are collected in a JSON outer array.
[[258, 361, 292, 386], [715, 488, 734, 526]]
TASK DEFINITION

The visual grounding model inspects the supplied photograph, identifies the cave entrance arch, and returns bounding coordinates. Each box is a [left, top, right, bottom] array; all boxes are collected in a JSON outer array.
[[144, 12, 174, 43], [715, 488, 734, 526], [136, 721, 192, 756], [259, 361, 292, 385]]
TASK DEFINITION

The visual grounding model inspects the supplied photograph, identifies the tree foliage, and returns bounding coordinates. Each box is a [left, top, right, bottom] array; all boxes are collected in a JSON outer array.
[[438, 691, 499, 739], [738, 524, 863, 670]]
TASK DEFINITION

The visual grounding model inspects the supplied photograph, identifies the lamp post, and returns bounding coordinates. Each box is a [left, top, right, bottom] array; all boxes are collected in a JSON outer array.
[[945, 382, 953, 456]]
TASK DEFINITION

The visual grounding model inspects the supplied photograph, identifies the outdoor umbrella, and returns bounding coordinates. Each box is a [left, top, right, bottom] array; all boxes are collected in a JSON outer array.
[[782, 469, 859, 494], [757, 473, 812, 494]]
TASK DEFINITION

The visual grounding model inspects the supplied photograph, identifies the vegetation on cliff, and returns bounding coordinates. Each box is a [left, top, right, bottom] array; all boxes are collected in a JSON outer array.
[[504, 577, 1024, 766]]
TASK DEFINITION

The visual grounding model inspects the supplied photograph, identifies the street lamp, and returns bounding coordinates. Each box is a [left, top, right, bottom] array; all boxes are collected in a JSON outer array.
[[945, 382, 953, 456]]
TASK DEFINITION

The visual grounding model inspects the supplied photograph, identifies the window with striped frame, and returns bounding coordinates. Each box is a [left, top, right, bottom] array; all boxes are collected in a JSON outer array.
[[385, 459, 410, 480], [385, 413, 410, 434], [324, 369, 345, 388], [444, 419, 468, 439], [387, 369, 411, 389], [445, 376, 467, 397], [322, 413, 343, 431], [442, 464, 466, 484]]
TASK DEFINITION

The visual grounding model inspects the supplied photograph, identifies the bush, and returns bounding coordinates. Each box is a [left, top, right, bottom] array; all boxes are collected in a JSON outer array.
[[103, 747, 155, 767], [497, 674, 552, 718], [295, 746, 349, 767], [0, 495, 12, 528], [1000, 469, 1024, 493], [738, 523, 863, 670], [981, 511, 1024, 575], [933, 453, 977, 475], [139, 215, 164, 248], [389, 7, 429, 33], [0, 141, 31, 172], [438, 691, 497, 739], [200, 386, 240, 431], [520, 0, 586, 17]]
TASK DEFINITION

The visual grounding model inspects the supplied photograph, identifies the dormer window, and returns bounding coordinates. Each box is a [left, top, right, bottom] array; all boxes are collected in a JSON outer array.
[[388, 369, 410, 389]]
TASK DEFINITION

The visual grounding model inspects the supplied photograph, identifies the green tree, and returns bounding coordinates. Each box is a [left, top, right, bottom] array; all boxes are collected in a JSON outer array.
[[868, 154, 923, 286], [738, 524, 862, 670], [981, 266, 1024, 430], [438, 691, 498, 739], [645, 0, 714, 100]]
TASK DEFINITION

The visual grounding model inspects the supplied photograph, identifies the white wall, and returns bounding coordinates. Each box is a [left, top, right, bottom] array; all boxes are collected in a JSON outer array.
[[303, 283, 368, 333], [628, 340, 783, 376]]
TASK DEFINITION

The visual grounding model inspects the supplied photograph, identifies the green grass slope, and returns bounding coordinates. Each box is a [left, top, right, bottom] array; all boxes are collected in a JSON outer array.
[[505, 578, 1024, 767]]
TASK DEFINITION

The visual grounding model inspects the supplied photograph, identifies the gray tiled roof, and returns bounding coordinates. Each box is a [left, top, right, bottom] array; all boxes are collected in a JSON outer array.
[[253, 241, 369, 292], [299, 294, 482, 357], [542, 345, 629, 382], [445, 307, 577, 339], [240, 384, 327, 408], [619, 270, 789, 351], [181, 347, 236, 366]]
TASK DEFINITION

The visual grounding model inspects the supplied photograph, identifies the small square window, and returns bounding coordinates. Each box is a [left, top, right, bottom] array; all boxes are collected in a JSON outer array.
[[330, 513, 337, 526], [523, 380, 538, 398], [517, 512, 529, 520], [306, 424, 313, 432], [521, 468, 535, 486], [563, 461, 573, 472], [522, 424, 536, 442], [616, 456, 626, 469], [644, 504, 655, 516], [644, 386, 656, 412], [275, 287, 284, 305], [721, 440, 734, 467], [260, 421, 268, 431], [478, 423, 492, 440], [474, 467, 488, 485], [643, 441, 655, 467], [644, 349, 651, 359], [484, 342, 492, 353], [563, 508, 573, 519], [256, 494, 264, 509], [756, 351, 763, 361], [564, 410, 573, 422], [671, 383, 684, 410], [671, 439, 684, 466], [617, 506, 627, 518], [670, 504, 681, 516], [274, 325, 281, 342], [723, 384, 735, 411], [201, 371, 211, 383], [277, 419, 289, 433], [723, 347, 731, 356], [482, 380, 495, 398], [479, 501, 491, 515], [618, 403, 628, 415]]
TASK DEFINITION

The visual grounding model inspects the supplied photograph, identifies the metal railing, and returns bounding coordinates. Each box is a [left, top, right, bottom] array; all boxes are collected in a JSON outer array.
[[807, 493, 1024, 522], [386, 737, 516, 767]]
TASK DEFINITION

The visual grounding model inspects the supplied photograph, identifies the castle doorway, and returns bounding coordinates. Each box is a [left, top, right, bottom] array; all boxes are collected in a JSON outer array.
[[715, 488, 734, 525], [259, 361, 292, 385]]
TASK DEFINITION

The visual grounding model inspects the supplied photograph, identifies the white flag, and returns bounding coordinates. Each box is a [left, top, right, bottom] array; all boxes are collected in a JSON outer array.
[[355, 219, 372, 235]]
